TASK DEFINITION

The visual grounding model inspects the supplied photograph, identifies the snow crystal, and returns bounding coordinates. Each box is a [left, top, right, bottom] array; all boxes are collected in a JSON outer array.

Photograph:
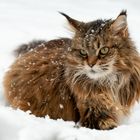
[[27, 102, 31, 106], [29, 48, 34, 52], [67, 47, 72, 52], [38, 43, 45, 48], [59, 104, 64, 109], [101, 23, 105, 27], [91, 29, 95, 33]]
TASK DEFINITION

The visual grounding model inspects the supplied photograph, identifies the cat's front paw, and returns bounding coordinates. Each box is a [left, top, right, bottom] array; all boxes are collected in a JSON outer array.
[[80, 116, 118, 130], [80, 108, 95, 129], [79, 108, 118, 130], [98, 117, 117, 130], [80, 116, 95, 129]]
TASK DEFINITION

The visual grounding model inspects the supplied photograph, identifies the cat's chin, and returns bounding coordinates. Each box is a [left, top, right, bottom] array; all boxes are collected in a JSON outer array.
[[86, 70, 111, 80], [83, 64, 114, 80], [86, 71, 105, 80]]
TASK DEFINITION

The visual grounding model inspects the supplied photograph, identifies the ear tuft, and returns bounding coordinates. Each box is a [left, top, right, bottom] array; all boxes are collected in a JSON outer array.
[[119, 10, 127, 17], [111, 10, 128, 37], [59, 12, 72, 22], [59, 12, 85, 32]]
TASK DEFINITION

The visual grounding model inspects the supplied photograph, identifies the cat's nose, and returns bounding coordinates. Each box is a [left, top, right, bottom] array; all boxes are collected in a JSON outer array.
[[87, 56, 98, 67], [89, 64, 94, 67]]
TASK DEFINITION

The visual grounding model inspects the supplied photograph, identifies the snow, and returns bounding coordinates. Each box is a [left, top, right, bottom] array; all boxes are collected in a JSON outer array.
[[0, 0, 140, 140]]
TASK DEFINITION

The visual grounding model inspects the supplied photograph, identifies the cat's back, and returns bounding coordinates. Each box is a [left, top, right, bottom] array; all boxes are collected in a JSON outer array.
[[11, 38, 71, 68], [7, 38, 72, 78], [3, 38, 73, 116], [15, 38, 72, 57]]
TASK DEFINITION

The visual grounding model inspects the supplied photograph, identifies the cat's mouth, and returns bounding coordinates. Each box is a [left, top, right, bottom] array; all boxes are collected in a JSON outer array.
[[87, 69, 109, 79], [89, 68, 105, 75], [90, 67, 109, 74], [83, 65, 112, 80], [90, 69, 96, 73]]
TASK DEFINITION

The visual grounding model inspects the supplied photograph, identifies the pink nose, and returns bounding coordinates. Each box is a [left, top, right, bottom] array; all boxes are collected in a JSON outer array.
[[87, 56, 98, 67]]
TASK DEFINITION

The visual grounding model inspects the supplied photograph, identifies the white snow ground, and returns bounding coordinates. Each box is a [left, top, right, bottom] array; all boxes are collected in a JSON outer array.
[[0, 0, 140, 140]]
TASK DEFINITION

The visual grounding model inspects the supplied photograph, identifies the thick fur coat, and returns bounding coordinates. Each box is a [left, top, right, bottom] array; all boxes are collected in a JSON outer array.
[[3, 11, 140, 130]]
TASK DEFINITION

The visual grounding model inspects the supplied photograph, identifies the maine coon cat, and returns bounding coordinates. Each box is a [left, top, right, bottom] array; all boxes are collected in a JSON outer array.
[[3, 11, 140, 130]]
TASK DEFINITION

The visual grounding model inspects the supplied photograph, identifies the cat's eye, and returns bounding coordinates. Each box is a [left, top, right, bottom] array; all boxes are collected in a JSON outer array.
[[99, 47, 109, 55], [79, 49, 88, 57]]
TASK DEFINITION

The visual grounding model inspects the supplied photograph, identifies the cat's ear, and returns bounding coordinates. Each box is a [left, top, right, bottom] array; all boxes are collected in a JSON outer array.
[[110, 10, 128, 37], [60, 12, 85, 32]]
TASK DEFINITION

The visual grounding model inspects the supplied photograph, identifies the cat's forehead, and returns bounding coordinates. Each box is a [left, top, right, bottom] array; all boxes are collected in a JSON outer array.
[[84, 19, 111, 37], [81, 19, 112, 48]]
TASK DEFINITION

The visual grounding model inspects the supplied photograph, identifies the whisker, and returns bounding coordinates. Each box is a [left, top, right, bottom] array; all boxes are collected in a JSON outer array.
[[101, 68, 108, 71]]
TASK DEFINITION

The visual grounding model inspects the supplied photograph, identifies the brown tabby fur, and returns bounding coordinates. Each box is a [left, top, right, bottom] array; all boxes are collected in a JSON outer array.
[[3, 11, 140, 130]]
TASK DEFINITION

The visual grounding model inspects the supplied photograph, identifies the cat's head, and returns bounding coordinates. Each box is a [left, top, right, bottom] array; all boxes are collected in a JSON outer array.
[[61, 11, 134, 80]]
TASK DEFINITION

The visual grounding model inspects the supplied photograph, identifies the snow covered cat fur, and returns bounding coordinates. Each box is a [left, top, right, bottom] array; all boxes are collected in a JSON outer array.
[[3, 11, 140, 130]]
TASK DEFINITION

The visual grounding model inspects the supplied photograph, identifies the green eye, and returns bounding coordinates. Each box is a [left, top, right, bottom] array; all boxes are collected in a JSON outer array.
[[99, 47, 109, 55], [80, 49, 87, 57]]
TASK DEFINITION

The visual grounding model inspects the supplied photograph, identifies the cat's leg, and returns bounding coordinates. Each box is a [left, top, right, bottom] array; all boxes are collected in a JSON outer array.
[[77, 93, 122, 130]]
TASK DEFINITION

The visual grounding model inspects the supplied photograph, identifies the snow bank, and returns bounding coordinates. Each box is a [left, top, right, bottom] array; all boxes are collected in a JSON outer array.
[[0, 0, 140, 140], [0, 105, 140, 140]]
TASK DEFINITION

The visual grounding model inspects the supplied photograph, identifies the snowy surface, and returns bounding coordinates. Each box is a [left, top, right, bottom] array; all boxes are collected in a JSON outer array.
[[0, 0, 140, 140]]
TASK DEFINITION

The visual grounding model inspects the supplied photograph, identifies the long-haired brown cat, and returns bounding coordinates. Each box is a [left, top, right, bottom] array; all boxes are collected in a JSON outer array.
[[3, 11, 140, 130]]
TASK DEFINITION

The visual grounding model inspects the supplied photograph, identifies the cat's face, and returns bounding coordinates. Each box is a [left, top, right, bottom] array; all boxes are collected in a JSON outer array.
[[62, 11, 129, 80], [67, 32, 117, 80]]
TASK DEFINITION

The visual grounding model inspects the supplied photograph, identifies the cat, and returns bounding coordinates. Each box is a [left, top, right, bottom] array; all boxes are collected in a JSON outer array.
[[3, 10, 140, 130]]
